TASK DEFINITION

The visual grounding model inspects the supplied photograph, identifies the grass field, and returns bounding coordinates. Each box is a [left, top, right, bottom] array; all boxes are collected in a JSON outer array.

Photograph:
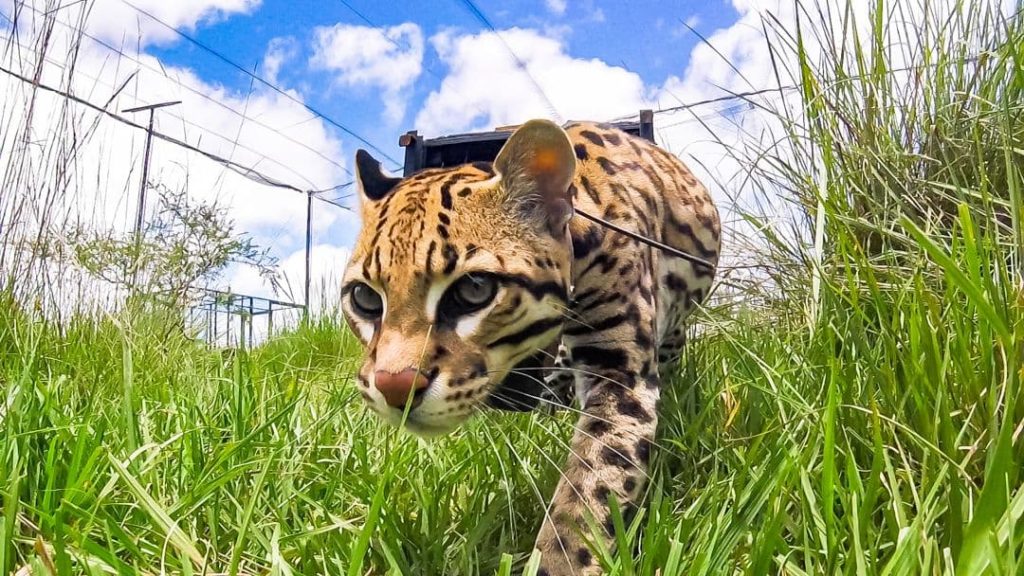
[[2, 0, 1024, 574]]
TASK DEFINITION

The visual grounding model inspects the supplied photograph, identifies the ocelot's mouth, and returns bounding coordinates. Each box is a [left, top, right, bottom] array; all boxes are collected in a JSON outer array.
[[486, 343, 560, 412]]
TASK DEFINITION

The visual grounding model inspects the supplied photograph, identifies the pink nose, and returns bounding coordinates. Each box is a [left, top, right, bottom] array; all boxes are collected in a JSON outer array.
[[374, 368, 430, 409]]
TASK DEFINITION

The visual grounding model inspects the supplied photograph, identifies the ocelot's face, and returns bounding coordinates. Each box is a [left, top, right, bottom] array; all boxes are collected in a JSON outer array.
[[341, 121, 577, 436]]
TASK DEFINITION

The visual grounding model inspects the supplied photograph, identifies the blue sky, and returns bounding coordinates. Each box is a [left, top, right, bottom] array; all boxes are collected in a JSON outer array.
[[3, 0, 778, 306], [148, 0, 738, 167], [127, 0, 768, 303]]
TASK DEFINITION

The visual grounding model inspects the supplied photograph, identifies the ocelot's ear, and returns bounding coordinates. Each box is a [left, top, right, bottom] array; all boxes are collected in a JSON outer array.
[[355, 149, 401, 201], [494, 119, 576, 234]]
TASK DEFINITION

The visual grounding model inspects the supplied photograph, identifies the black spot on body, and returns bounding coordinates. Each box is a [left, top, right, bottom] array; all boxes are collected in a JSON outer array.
[[604, 132, 622, 146], [576, 289, 623, 313], [577, 548, 593, 565], [574, 143, 589, 160], [636, 438, 652, 465], [669, 217, 719, 259], [617, 395, 652, 423], [600, 445, 633, 468], [623, 477, 636, 492], [579, 130, 604, 146], [586, 418, 611, 435], [571, 345, 627, 371], [635, 328, 652, 350], [690, 287, 708, 304], [578, 175, 601, 203], [596, 156, 618, 175], [581, 253, 618, 276], [563, 312, 628, 336], [665, 272, 688, 292]]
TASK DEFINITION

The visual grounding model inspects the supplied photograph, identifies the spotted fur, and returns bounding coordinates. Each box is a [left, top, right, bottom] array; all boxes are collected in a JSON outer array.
[[342, 119, 720, 574]]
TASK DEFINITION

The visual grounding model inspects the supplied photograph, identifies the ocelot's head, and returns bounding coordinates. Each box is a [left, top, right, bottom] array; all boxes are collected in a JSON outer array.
[[341, 120, 577, 436]]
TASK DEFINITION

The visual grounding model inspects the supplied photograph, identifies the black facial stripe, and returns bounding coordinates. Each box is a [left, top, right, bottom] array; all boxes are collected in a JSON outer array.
[[489, 303, 529, 328], [442, 243, 459, 275], [440, 179, 454, 210], [495, 273, 568, 303], [425, 240, 437, 271], [487, 317, 563, 348]]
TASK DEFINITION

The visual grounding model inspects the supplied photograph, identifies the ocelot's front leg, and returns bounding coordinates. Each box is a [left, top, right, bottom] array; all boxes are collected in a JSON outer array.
[[534, 293, 660, 575]]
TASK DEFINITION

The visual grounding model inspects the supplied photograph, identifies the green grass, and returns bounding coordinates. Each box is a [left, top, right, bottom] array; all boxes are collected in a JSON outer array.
[[3, 0, 1024, 574]]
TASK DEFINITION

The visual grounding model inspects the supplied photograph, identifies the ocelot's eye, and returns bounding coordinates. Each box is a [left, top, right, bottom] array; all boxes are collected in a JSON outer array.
[[442, 274, 498, 316], [349, 282, 383, 317]]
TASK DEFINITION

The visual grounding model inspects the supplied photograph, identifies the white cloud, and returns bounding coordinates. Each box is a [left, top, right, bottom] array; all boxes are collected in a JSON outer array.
[[404, 5, 827, 272], [545, 0, 567, 15], [2, 0, 262, 47], [415, 27, 651, 136], [263, 36, 299, 84], [310, 22, 423, 124], [228, 242, 350, 310], [1, 0, 358, 310], [650, 0, 1018, 268]]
